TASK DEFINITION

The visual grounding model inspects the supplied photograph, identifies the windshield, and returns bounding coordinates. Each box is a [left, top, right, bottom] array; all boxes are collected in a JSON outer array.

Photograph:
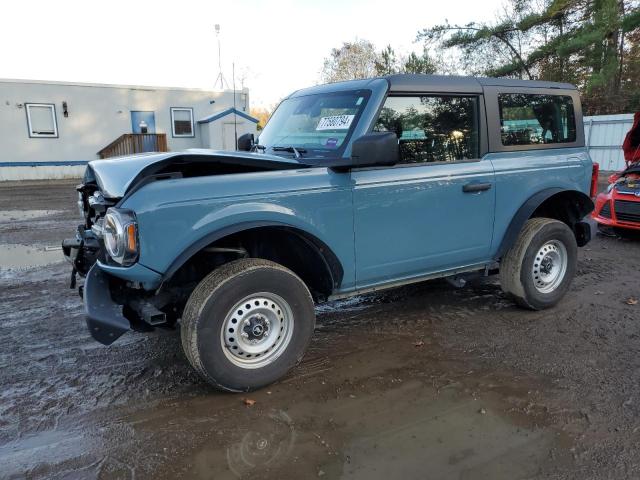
[[258, 90, 371, 158]]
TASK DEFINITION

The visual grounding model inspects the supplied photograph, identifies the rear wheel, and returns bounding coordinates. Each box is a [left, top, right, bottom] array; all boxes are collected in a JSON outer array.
[[181, 258, 315, 392], [500, 218, 577, 310]]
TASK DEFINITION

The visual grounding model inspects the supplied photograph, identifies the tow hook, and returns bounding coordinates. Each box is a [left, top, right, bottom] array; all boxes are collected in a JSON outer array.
[[130, 300, 167, 326]]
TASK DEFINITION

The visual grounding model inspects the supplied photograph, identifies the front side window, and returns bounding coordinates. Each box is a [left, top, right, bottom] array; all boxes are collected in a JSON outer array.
[[171, 107, 194, 137], [25, 103, 58, 138], [498, 93, 576, 146], [258, 90, 371, 158], [374, 95, 479, 164]]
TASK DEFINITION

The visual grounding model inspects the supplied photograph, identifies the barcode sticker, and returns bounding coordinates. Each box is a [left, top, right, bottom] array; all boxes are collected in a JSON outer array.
[[316, 115, 355, 130]]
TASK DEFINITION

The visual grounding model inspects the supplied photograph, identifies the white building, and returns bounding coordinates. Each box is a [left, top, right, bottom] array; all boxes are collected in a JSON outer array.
[[0, 79, 258, 180]]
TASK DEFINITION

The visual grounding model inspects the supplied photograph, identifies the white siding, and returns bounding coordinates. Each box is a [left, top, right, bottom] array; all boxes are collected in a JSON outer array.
[[0, 79, 249, 165], [584, 113, 634, 172]]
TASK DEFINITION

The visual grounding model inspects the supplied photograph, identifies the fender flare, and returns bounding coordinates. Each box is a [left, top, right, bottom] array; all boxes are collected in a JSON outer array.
[[495, 188, 594, 259], [159, 220, 344, 289]]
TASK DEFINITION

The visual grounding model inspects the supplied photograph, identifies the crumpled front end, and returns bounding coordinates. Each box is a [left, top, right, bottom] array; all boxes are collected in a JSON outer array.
[[62, 170, 168, 344], [592, 166, 640, 231], [62, 168, 117, 282], [62, 170, 131, 344], [62, 150, 314, 345]]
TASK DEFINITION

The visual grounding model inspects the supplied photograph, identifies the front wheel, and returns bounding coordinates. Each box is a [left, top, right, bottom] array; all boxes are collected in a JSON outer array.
[[181, 258, 316, 392], [500, 218, 577, 310]]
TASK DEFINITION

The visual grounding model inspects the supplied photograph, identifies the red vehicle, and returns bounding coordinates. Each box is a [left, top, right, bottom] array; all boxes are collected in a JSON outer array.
[[593, 112, 640, 231]]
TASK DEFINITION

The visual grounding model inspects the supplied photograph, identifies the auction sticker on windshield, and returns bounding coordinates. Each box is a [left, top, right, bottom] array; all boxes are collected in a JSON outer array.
[[316, 115, 355, 130]]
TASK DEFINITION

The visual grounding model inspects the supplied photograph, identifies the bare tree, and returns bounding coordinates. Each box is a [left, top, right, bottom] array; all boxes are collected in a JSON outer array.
[[320, 39, 379, 83]]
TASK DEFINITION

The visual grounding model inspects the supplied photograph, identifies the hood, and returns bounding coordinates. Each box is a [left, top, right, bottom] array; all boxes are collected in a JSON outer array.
[[87, 149, 306, 198]]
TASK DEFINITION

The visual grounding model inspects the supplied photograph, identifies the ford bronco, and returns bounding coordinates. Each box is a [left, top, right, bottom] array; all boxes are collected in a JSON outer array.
[[63, 75, 596, 391]]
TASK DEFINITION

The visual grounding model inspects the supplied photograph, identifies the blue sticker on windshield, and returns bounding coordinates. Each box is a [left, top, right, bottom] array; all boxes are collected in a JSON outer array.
[[326, 138, 338, 148]]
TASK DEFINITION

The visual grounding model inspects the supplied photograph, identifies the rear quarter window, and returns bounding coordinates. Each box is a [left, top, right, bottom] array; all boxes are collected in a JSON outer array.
[[498, 93, 576, 146]]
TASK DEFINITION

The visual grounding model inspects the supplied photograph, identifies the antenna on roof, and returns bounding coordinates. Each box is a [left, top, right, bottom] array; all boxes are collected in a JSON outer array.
[[214, 24, 229, 90]]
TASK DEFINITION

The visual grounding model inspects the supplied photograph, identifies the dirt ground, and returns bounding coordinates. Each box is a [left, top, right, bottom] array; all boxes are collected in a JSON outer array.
[[0, 178, 639, 480]]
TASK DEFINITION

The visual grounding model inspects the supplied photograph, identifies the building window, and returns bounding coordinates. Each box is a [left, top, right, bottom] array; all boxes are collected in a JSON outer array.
[[25, 103, 58, 138], [171, 107, 194, 137], [374, 95, 479, 164], [498, 94, 576, 146]]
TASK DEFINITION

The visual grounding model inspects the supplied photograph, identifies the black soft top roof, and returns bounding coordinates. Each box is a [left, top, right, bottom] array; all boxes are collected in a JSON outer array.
[[384, 74, 577, 93]]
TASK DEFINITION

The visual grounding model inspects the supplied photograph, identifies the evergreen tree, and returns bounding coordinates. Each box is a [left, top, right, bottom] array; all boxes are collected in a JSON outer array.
[[403, 49, 438, 74], [418, 0, 640, 113], [375, 45, 400, 75]]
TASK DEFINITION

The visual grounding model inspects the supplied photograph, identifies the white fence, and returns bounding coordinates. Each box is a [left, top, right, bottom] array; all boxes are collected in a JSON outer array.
[[584, 113, 634, 172]]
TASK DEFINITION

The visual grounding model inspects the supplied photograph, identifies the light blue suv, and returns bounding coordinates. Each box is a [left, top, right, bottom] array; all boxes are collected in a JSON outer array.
[[63, 74, 596, 391]]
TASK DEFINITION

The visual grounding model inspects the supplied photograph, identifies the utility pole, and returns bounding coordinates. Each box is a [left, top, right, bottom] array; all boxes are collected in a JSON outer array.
[[214, 24, 228, 89], [233, 62, 238, 150]]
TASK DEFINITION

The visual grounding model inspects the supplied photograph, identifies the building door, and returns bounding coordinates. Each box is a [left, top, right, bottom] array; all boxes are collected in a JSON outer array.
[[130, 111, 156, 152], [131, 111, 156, 134], [222, 122, 239, 150]]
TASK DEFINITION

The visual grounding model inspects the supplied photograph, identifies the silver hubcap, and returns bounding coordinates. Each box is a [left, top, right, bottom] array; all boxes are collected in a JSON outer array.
[[532, 240, 568, 294], [221, 292, 294, 369]]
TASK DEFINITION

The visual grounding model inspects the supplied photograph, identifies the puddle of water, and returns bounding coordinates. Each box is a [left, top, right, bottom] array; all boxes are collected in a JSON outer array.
[[337, 386, 549, 479], [0, 244, 65, 269], [15, 378, 568, 480], [180, 381, 566, 480], [0, 210, 63, 223]]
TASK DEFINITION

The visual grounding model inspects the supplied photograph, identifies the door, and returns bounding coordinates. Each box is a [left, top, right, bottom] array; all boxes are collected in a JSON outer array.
[[131, 111, 156, 133], [352, 94, 495, 288], [130, 111, 156, 152], [222, 122, 238, 150]]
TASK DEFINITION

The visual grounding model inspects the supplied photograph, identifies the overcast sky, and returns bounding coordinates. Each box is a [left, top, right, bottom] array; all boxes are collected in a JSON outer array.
[[1, 0, 502, 108]]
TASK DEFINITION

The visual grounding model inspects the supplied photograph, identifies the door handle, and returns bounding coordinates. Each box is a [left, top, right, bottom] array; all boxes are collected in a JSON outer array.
[[462, 182, 492, 193]]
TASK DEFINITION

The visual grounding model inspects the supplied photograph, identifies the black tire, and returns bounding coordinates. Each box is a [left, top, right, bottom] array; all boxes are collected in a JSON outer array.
[[181, 258, 315, 392], [499, 218, 577, 310]]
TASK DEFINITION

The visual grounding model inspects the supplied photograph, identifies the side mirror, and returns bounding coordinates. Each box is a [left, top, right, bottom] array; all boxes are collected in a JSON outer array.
[[350, 132, 399, 168], [237, 133, 254, 151]]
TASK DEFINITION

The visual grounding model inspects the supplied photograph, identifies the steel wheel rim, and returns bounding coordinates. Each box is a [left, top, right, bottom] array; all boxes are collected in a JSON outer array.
[[221, 292, 294, 369], [532, 240, 568, 294]]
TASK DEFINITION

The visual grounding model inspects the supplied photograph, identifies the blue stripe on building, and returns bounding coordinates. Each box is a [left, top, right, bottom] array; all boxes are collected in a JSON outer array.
[[0, 161, 89, 167]]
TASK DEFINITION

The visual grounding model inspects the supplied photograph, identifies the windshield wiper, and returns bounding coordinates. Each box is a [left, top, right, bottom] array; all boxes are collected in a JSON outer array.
[[252, 144, 267, 153], [272, 146, 307, 159]]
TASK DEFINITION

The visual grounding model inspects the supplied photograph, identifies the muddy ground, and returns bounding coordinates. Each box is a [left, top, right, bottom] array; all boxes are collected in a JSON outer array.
[[0, 178, 639, 480]]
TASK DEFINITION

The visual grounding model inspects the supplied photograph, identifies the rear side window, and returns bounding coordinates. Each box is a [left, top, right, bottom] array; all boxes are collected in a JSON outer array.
[[498, 94, 576, 146], [374, 95, 480, 164]]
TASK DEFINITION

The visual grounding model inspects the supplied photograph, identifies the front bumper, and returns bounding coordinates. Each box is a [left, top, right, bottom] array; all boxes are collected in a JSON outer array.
[[63, 227, 130, 345], [83, 264, 131, 345], [592, 192, 640, 231], [63, 228, 166, 345]]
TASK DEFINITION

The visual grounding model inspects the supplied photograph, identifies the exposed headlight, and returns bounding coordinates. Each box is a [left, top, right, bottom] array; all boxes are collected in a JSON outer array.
[[103, 208, 138, 266]]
